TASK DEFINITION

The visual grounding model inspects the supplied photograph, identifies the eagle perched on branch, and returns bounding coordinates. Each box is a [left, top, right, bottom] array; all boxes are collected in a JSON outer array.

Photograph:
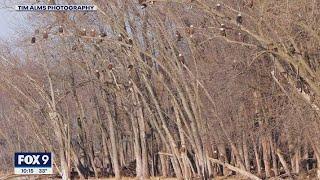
[[138, 0, 147, 9], [138, 0, 154, 9]]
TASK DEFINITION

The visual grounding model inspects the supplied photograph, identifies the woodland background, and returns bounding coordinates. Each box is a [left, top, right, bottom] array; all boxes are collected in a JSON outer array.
[[0, 0, 320, 179]]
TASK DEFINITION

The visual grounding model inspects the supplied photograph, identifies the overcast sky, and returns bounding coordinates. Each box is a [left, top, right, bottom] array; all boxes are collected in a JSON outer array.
[[0, 1, 29, 41], [0, 8, 14, 39]]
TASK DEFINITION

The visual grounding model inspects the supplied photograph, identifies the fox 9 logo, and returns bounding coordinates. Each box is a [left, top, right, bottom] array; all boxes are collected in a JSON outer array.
[[15, 153, 51, 167]]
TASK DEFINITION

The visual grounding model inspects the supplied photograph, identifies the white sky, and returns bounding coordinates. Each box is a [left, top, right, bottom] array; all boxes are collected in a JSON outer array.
[[0, 1, 29, 40], [0, 8, 15, 39]]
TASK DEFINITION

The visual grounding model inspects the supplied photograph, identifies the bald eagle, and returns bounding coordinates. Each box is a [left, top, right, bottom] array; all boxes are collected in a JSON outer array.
[[43, 31, 48, 39], [31, 36, 36, 44], [58, 26, 63, 34], [236, 13, 242, 25], [108, 63, 113, 70], [216, 3, 221, 10], [138, 0, 147, 9], [90, 29, 96, 37], [80, 28, 86, 36], [178, 54, 185, 64], [220, 28, 226, 37]]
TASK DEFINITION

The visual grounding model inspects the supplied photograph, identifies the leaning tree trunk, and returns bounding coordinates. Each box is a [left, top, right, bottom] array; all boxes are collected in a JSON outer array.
[[46, 60, 69, 180], [269, 136, 278, 176], [276, 149, 292, 178], [252, 137, 262, 175], [261, 136, 271, 178], [130, 112, 142, 178], [102, 92, 120, 179], [133, 89, 149, 179]]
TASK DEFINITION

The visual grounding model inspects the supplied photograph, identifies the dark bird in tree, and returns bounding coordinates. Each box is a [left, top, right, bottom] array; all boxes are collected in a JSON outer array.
[[43, 31, 48, 39], [95, 70, 100, 79], [186, 25, 195, 37], [117, 34, 123, 41], [71, 45, 77, 51], [128, 64, 133, 70], [288, 43, 296, 55], [236, 13, 243, 25], [80, 28, 86, 36], [216, 3, 221, 10], [99, 31, 107, 38], [139, 0, 147, 9], [178, 54, 185, 64], [220, 23, 233, 30], [58, 26, 63, 34], [296, 77, 304, 93], [190, 25, 194, 35], [220, 28, 226, 37], [310, 92, 315, 103], [212, 150, 218, 159], [98, 32, 106, 43], [108, 63, 113, 70], [267, 43, 278, 52], [220, 154, 226, 163], [176, 31, 182, 42], [90, 29, 96, 37], [31, 36, 36, 44], [180, 146, 186, 154], [127, 38, 133, 45], [237, 32, 244, 42], [220, 23, 235, 31]]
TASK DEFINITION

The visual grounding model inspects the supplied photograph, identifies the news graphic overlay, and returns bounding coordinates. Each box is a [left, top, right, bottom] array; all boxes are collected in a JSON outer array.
[[14, 152, 53, 174]]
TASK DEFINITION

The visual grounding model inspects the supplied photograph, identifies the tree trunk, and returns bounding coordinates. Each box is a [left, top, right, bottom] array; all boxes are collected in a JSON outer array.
[[217, 144, 231, 176], [173, 102, 190, 178], [261, 136, 271, 177], [252, 138, 262, 175], [49, 112, 69, 180], [269, 136, 278, 176], [102, 93, 120, 179], [134, 91, 149, 179], [160, 153, 168, 177], [243, 134, 250, 171], [294, 149, 300, 174], [276, 149, 292, 178], [209, 157, 262, 180]]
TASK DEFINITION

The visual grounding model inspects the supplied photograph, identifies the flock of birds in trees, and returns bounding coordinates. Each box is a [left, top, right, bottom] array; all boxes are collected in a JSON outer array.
[[30, 25, 106, 44], [30, 2, 244, 67], [31, 1, 244, 42], [216, 3, 243, 37]]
